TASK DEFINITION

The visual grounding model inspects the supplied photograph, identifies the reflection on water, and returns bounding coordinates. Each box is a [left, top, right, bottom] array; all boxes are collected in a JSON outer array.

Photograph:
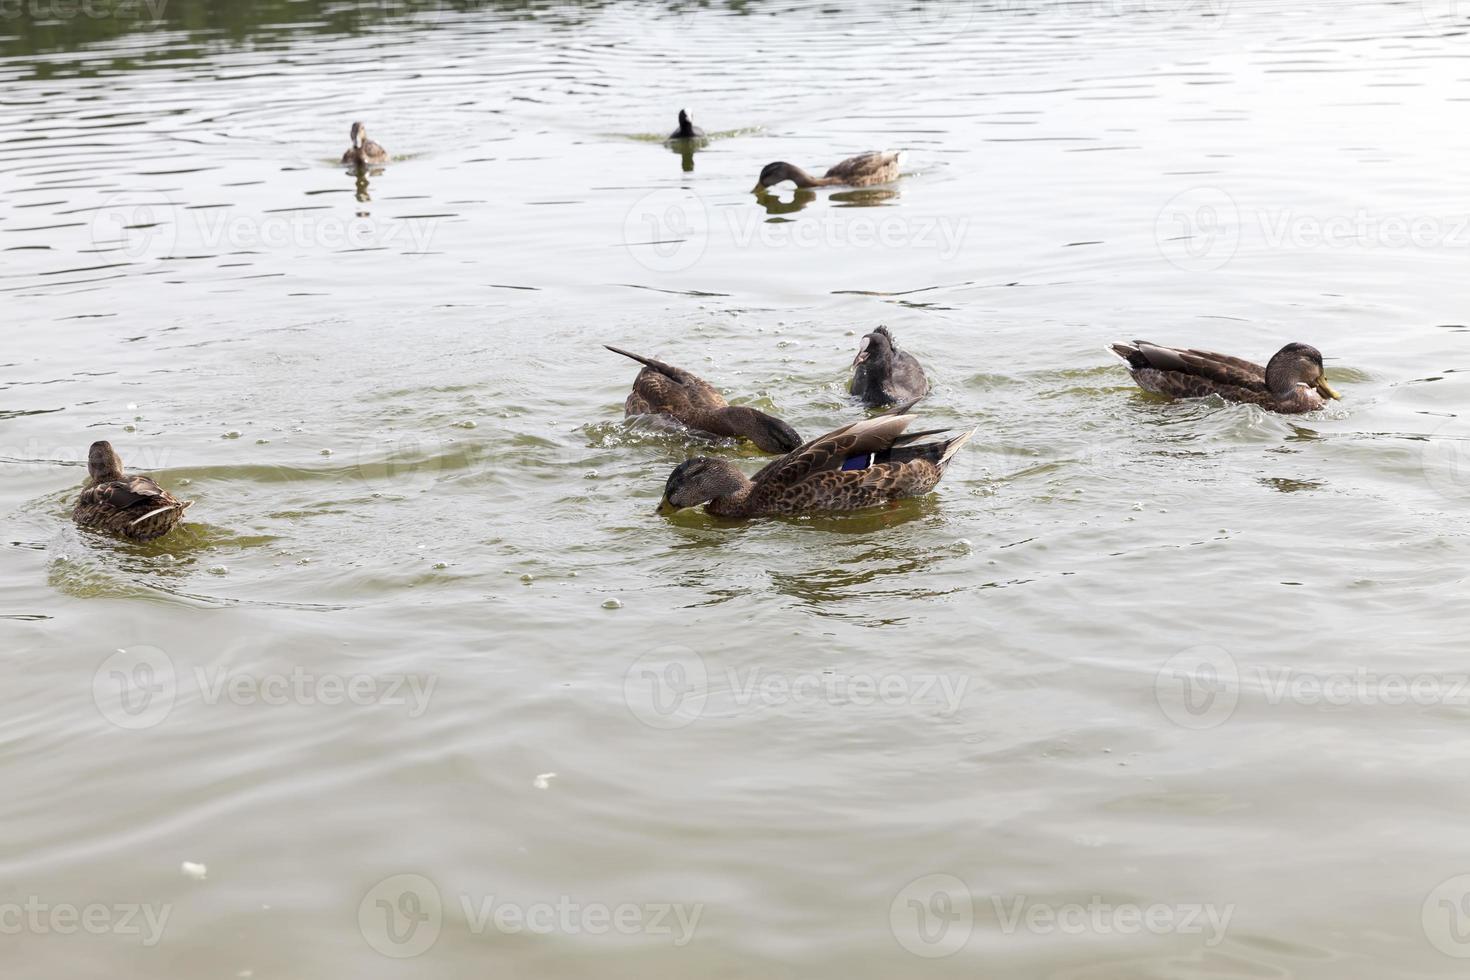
[[6, 1, 1470, 978]]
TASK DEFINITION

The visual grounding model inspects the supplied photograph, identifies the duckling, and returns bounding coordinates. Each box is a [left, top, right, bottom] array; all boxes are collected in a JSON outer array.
[[607, 346, 802, 454], [1110, 341, 1340, 414], [668, 109, 706, 141], [658, 402, 975, 518], [341, 121, 389, 167], [752, 150, 903, 191], [850, 326, 929, 407], [72, 441, 193, 541]]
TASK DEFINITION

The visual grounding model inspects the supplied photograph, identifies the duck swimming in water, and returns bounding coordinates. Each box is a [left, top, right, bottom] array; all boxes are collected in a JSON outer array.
[[1110, 341, 1341, 414], [607, 346, 802, 454], [668, 109, 705, 141], [752, 150, 903, 191], [850, 326, 929, 407], [341, 121, 389, 167], [72, 441, 193, 541], [658, 402, 975, 518]]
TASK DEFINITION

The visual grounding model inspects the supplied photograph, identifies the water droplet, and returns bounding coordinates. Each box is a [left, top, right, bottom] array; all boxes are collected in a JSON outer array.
[[319, 449, 332, 456], [181, 861, 208, 881], [222, 431, 242, 440], [601, 599, 622, 610], [520, 573, 534, 584], [208, 565, 228, 576], [454, 419, 477, 429], [432, 561, 449, 570]]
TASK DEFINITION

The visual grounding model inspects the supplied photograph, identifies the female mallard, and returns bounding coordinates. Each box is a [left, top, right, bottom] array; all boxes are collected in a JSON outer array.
[[607, 346, 802, 454], [658, 403, 975, 518], [668, 109, 705, 141], [1110, 341, 1340, 414], [341, 122, 389, 167], [73, 441, 193, 541], [850, 326, 929, 407], [752, 150, 903, 191]]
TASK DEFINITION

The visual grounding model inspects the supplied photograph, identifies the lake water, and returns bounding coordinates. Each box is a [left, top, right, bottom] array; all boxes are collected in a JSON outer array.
[[6, 0, 1470, 976]]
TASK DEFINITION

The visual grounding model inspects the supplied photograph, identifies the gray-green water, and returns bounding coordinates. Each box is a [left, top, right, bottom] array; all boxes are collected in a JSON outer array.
[[6, 0, 1470, 976]]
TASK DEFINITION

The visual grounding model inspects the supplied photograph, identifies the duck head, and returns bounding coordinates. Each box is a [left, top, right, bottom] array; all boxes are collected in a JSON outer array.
[[1265, 343, 1339, 401], [658, 457, 750, 512], [87, 440, 125, 482]]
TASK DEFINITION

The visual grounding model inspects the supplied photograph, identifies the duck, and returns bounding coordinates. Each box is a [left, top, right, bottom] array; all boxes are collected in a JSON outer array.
[[658, 402, 975, 518], [1110, 341, 1340, 413], [73, 440, 193, 541], [752, 150, 903, 191], [850, 326, 929, 407], [668, 109, 706, 141], [341, 122, 389, 167], [606, 346, 803, 454]]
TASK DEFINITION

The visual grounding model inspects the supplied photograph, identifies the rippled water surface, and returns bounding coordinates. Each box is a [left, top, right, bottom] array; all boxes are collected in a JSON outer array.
[[7, 0, 1470, 976]]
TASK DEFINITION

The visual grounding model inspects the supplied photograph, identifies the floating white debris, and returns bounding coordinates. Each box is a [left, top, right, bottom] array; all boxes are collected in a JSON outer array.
[[533, 772, 556, 789], [181, 861, 207, 881]]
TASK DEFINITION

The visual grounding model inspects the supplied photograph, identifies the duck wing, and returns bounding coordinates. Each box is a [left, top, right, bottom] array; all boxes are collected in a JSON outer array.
[[606, 345, 726, 414], [823, 150, 902, 184], [1118, 341, 1267, 390]]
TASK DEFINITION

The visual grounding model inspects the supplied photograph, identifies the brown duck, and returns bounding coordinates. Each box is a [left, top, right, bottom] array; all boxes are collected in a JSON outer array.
[[1110, 341, 1340, 414], [658, 402, 975, 518], [607, 346, 802, 454], [341, 121, 389, 167], [73, 441, 193, 541], [752, 150, 903, 191]]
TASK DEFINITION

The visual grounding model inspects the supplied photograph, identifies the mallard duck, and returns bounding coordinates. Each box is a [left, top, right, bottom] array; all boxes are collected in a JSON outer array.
[[607, 346, 802, 454], [850, 326, 929, 407], [1110, 341, 1340, 413], [752, 150, 903, 191], [73, 441, 193, 541], [668, 109, 705, 141], [658, 402, 975, 518], [341, 122, 389, 167]]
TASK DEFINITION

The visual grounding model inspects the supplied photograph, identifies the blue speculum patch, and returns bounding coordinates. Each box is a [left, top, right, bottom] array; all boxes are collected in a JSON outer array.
[[840, 454, 874, 471]]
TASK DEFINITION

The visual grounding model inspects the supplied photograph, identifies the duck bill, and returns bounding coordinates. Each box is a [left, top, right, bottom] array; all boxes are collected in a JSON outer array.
[[1315, 378, 1341, 400], [750, 182, 766, 194], [656, 498, 679, 515]]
